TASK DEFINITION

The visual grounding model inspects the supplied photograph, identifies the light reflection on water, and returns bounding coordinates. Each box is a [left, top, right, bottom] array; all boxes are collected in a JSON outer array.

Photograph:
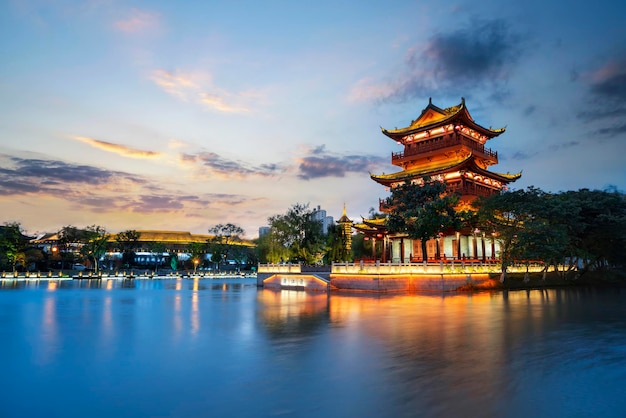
[[0, 279, 624, 418]]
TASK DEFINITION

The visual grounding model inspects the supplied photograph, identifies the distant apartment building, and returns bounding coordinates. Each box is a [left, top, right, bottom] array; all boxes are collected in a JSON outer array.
[[312, 205, 334, 234], [259, 205, 334, 237]]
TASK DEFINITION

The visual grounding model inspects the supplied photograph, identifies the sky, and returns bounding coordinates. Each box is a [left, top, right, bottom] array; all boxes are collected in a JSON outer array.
[[1, 0, 625, 239]]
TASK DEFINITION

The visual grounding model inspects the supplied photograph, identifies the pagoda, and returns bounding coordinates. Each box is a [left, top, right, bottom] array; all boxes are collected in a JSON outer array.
[[356, 98, 521, 263], [336, 204, 353, 258]]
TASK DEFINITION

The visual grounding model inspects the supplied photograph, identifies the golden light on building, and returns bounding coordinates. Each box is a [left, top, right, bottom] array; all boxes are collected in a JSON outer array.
[[353, 98, 521, 263]]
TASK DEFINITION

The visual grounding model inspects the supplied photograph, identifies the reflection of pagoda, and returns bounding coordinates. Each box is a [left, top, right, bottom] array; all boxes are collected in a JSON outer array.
[[355, 98, 521, 263]]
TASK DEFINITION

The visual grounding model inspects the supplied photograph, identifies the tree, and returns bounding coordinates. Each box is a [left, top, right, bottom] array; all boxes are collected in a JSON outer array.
[[324, 223, 351, 263], [475, 187, 626, 281], [116, 230, 141, 268], [255, 231, 290, 264], [474, 186, 574, 280], [560, 189, 626, 272], [267, 203, 326, 264], [148, 242, 167, 273], [208, 223, 245, 271], [0, 222, 30, 271], [79, 225, 109, 273], [187, 242, 206, 273], [228, 243, 250, 271], [24, 248, 45, 270], [475, 188, 538, 280], [58, 225, 81, 270], [385, 177, 460, 262], [170, 252, 179, 271]]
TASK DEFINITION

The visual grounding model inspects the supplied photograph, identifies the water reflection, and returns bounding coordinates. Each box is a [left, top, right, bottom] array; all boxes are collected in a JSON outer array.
[[1, 281, 624, 418], [191, 279, 200, 335], [38, 295, 58, 365], [257, 289, 330, 338], [255, 288, 626, 417]]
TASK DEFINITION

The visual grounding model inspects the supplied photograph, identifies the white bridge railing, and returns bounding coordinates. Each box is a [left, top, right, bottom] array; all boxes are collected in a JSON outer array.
[[257, 263, 302, 274]]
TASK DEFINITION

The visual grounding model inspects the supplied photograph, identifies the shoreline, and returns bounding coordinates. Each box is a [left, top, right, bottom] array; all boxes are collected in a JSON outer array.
[[457, 271, 626, 292]]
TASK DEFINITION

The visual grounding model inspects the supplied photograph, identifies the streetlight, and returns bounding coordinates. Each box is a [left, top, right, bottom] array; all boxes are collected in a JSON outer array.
[[50, 246, 58, 271]]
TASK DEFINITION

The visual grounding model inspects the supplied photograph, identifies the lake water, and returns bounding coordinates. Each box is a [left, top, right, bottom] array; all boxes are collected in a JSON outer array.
[[0, 278, 625, 418]]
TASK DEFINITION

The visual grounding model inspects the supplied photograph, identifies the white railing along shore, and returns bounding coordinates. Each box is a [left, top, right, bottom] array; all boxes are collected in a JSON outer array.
[[330, 261, 547, 274], [256, 261, 549, 275]]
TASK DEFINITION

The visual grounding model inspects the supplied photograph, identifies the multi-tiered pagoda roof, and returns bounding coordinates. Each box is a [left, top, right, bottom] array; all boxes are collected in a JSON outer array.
[[372, 98, 520, 200]]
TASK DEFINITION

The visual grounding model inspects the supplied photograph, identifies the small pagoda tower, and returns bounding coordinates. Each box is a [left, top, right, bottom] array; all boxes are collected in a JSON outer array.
[[336, 204, 353, 260], [362, 98, 521, 263]]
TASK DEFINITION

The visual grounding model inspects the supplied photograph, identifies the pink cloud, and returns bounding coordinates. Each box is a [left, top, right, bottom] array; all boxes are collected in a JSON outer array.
[[114, 8, 160, 33]]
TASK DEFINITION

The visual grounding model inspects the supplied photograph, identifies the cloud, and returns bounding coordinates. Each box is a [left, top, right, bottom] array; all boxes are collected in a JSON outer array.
[[150, 69, 254, 113], [594, 123, 626, 137], [180, 151, 283, 178], [589, 60, 626, 99], [548, 141, 580, 151], [200, 93, 249, 113], [111, 192, 251, 214], [504, 152, 533, 161], [0, 155, 144, 196], [296, 145, 387, 180], [350, 19, 523, 103], [577, 55, 626, 138], [523, 105, 536, 117], [0, 154, 252, 216], [168, 139, 189, 149], [150, 70, 200, 101], [114, 8, 160, 33], [70, 136, 162, 159]]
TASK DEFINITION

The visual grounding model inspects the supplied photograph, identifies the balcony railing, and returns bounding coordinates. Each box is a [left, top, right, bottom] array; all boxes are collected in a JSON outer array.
[[446, 182, 496, 198], [392, 135, 497, 162]]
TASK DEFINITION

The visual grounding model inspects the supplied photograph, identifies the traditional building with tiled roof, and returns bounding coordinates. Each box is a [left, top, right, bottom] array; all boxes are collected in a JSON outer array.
[[356, 98, 521, 263]]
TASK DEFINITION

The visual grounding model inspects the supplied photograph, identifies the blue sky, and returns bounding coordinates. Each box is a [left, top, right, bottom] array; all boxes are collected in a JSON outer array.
[[1, 0, 625, 238]]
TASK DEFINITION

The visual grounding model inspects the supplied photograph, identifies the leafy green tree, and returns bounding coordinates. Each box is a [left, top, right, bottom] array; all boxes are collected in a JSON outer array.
[[385, 178, 460, 262], [170, 252, 179, 271], [368, 207, 386, 220], [58, 225, 81, 270], [475, 187, 540, 280], [25, 248, 45, 271], [187, 241, 206, 273], [255, 231, 290, 264], [208, 223, 245, 270], [80, 225, 109, 273], [241, 245, 258, 270], [229, 243, 250, 271], [475, 186, 577, 280], [116, 230, 141, 268], [0, 222, 30, 271], [561, 189, 626, 272], [351, 232, 367, 260], [325, 223, 351, 263], [267, 203, 326, 264], [148, 242, 167, 272], [528, 192, 576, 277], [475, 186, 626, 280]]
